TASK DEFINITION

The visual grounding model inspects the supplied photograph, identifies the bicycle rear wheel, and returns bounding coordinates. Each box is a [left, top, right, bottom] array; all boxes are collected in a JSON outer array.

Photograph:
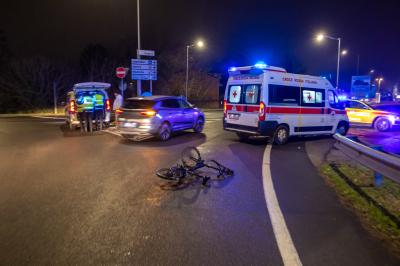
[[181, 147, 201, 168], [156, 167, 186, 181]]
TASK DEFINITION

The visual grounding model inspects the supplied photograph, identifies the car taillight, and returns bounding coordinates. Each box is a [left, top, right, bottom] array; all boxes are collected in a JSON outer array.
[[105, 99, 111, 111], [69, 100, 76, 114], [259, 101, 266, 121], [223, 100, 227, 117], [116, 109, 124, 114], [140, 110, 156, 116]]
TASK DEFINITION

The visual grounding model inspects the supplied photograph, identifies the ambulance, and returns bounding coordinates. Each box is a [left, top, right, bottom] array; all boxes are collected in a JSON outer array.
[[223, 63, 349, 144]]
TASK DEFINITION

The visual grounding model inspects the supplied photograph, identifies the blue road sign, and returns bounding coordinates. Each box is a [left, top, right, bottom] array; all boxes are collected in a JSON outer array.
[[131, 59, 157, 81]]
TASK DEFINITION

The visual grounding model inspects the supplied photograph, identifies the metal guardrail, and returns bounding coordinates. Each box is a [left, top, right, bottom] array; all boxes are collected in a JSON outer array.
[[333, 133, 400, 184]]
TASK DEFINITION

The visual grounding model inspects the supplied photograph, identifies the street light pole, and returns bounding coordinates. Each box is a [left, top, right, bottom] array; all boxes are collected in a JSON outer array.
[[316, 34, 343, 91], [185, 45, 190, 99], [185, 40, 204, 100], [336, 37, 341, 91], [137, 0, 142, 96]]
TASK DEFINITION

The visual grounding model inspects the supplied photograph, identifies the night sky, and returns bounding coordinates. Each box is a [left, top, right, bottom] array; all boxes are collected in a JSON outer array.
[[1, 0, 399, 89]]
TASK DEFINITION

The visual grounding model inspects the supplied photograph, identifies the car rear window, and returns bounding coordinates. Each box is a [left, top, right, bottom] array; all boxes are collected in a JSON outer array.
[[123, 100, 155, 109]]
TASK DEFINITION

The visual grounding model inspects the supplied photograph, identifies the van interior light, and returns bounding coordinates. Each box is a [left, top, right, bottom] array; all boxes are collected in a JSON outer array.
[[254, 61, 267, 69]]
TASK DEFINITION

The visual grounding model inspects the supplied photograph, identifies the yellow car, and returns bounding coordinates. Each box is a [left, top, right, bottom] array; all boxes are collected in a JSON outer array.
[[345, 100, 400, 131]]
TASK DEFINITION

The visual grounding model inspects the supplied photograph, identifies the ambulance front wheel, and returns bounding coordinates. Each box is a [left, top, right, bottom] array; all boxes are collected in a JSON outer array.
[[236, 133, 250, 142], [336, 121, 349, 135], [273, 125, 289, 145]]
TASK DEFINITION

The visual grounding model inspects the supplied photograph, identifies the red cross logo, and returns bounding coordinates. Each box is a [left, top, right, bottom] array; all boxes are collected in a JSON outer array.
[[307, 94, 312, 101], [233, 91, 237, 98], [248, 91, 254, 97]]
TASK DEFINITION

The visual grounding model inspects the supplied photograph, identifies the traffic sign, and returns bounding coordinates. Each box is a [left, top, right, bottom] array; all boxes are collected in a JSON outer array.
[[131, 59, 157, 81], [116, 67, 127, 79], [137, 49, 155, 57]]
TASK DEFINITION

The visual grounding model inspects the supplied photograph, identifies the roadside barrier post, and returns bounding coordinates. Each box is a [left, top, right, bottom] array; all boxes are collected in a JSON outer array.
[[371, 145, 384, 187]]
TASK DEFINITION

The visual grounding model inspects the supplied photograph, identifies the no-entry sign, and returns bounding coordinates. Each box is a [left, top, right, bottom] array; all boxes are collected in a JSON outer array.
[[116, 67, 127, 79]]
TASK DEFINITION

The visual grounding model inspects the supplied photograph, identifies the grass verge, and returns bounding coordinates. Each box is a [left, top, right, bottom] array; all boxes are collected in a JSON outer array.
[[320, 163, 400, 255]]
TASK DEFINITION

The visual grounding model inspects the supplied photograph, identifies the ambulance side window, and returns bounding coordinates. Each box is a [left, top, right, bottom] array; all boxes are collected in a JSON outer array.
[[228, 85, 242, 103], [268, 84, 300, 106], [301, 88, 325, 107], [328, 90, 345, 110], [244, 85, 260, 104]]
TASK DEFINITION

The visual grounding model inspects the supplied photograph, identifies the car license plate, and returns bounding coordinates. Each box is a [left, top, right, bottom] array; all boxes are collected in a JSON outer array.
[[228, 113, 240, 120], [124, 122, 137, 127]]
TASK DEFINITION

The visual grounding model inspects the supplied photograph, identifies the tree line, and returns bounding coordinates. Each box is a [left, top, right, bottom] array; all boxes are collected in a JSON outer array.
[[0, 31, 218, 113]]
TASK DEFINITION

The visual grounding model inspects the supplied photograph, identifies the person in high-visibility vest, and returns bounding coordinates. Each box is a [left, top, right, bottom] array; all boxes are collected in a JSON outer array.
[[93, 91, 105, 131], [76, 92, 94, 133]]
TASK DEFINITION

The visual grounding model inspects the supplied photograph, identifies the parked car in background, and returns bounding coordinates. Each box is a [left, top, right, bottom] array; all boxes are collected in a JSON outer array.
[[345, 100, 400, 131], [117, 96, 205, 141]]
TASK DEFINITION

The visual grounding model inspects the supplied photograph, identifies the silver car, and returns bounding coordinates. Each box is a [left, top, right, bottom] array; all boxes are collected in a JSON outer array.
[[117, 96, 205, 141]]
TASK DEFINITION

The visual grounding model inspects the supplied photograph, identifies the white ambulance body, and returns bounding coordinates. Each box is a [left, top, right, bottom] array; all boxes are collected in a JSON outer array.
[[223, 64, 349, 144]]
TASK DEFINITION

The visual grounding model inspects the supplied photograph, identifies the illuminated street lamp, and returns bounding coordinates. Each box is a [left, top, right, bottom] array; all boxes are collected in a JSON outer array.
[[375, 77, 384, 103], [315, 33, 343, 90], [341, 50, 348, 56], [186, 39, 205, 99], [376, 77, 384, 92]]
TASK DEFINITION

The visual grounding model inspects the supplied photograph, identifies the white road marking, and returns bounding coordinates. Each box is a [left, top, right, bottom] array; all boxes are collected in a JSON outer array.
[[103, 129, 122, 137], [262, 145, 303, 266], [31, 115, 65, 120]]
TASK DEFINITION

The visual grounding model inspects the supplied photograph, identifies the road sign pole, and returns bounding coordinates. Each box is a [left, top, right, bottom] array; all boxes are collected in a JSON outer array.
[[120, 78, 124, 99], [150, 80, 153, 94], [136, 0, 142, 97]]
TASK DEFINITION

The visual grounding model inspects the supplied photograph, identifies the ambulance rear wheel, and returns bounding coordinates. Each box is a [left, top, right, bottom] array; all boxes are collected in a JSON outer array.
[[236, 133, 249, 142], [273, 125, 289, 145]]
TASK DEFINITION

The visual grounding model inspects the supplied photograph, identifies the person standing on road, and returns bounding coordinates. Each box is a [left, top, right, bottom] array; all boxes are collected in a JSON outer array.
[[113, 92, 123, 123], [76, 92, 94, 133], [93, 91, 105, 131]]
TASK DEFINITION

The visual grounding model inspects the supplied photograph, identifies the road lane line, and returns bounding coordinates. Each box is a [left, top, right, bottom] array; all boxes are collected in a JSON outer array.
[[262, 145, 302, 266], [31, 115, 65, 120]]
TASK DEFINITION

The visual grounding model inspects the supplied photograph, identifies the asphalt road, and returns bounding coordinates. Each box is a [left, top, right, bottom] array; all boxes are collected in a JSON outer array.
[[348, 125, 400, 155], [0, 113, 398, 265]]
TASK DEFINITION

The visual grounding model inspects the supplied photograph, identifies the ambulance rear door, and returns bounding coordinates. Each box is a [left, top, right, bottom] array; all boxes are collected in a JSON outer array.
[[225, 82, 261, 128]]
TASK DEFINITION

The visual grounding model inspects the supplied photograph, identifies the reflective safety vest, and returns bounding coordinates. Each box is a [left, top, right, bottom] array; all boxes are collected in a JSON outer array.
[[93, 93, 105, 110], [76, 95, 94, 112]]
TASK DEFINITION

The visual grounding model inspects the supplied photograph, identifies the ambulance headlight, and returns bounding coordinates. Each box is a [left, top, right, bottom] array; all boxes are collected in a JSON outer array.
[[229, 67, 237, 72]]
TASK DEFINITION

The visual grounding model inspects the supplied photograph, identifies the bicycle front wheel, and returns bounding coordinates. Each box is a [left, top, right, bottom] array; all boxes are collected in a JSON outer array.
[[156, 167, 186, 181]]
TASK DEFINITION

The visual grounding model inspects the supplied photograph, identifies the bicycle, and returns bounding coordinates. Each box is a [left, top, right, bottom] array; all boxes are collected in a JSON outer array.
[[156, 147, 234, 186]]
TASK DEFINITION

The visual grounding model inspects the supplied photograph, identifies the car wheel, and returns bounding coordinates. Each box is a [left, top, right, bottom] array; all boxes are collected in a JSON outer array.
[[375, 117, 391, 132], [273, 125, 289, 145], [336, 121, 349, 136], [158, 122, 172, 141], [236, 133, 249, 142], [193, 117, 204, 133]]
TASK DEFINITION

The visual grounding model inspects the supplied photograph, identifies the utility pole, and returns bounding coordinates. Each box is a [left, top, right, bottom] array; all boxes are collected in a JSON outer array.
[[53, 81, 57, 114], [136, 0, 142, 96]]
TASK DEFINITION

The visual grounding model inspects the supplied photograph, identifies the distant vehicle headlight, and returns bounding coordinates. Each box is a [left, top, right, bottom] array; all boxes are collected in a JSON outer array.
[[388, 115, 396, 124]]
